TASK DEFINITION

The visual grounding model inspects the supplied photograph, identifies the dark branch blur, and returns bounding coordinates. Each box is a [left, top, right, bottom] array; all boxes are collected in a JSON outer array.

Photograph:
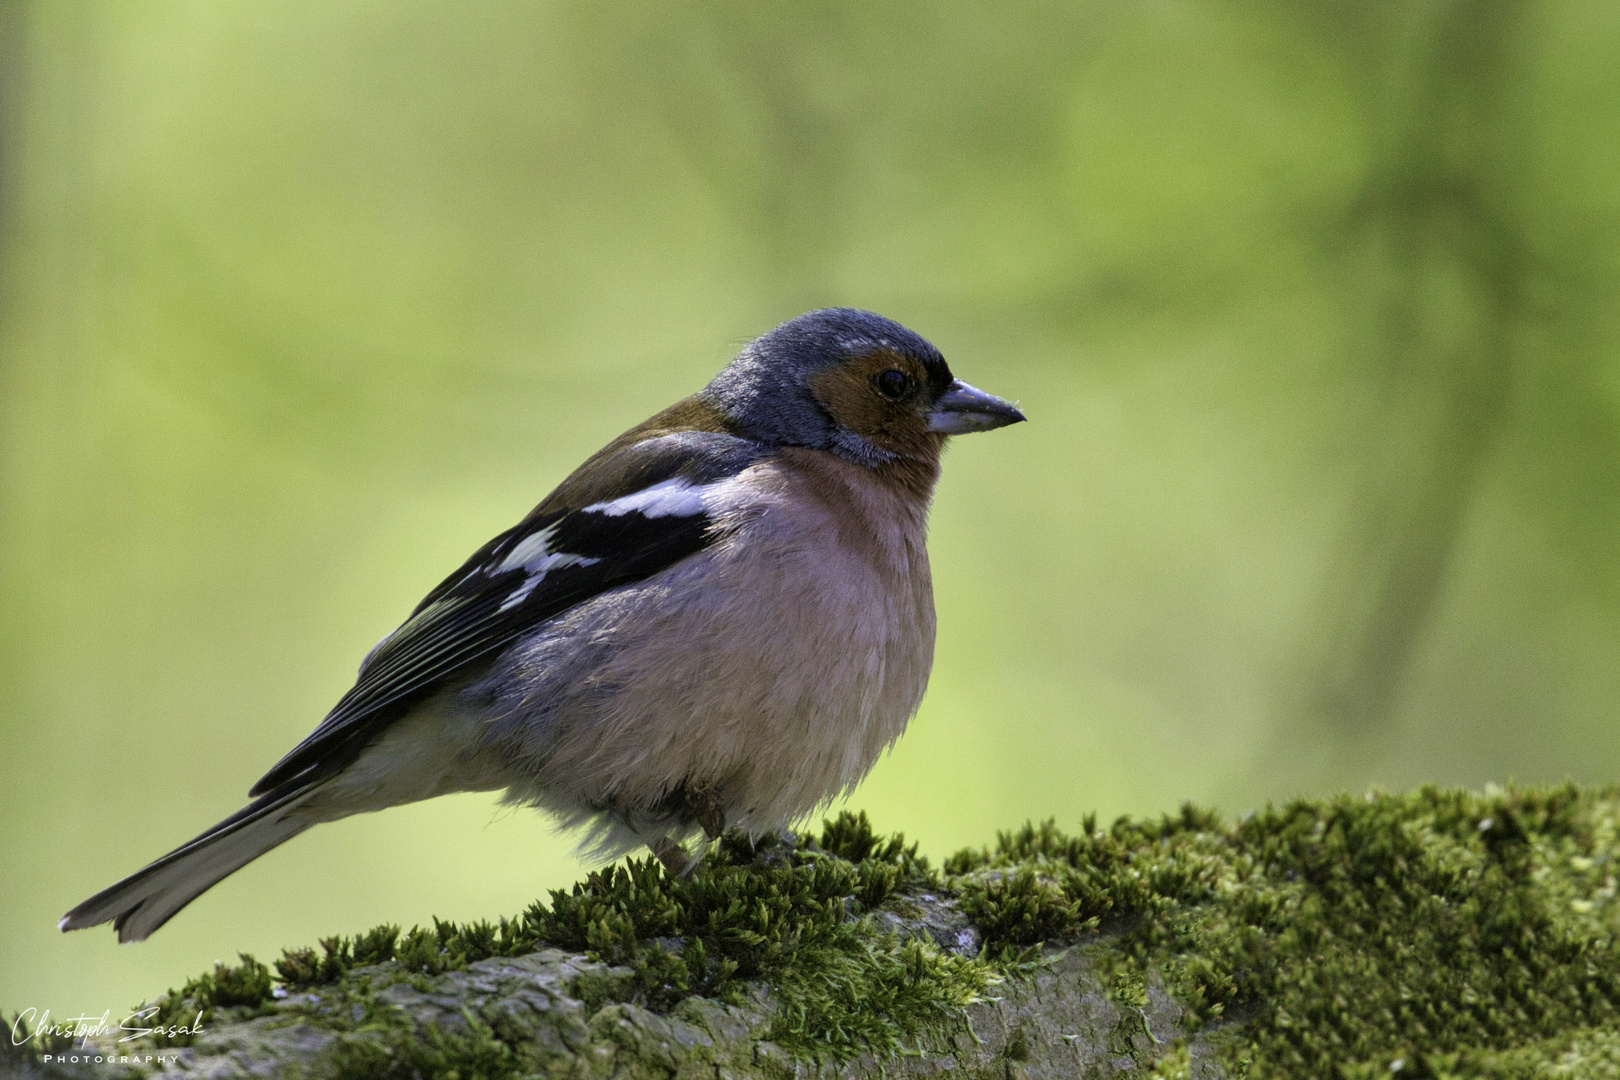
[[1304, 0, 1532, 732]]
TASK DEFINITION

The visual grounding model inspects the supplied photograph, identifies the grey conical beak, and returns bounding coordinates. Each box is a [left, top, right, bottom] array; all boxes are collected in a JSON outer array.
[[926, 379, 1027, 434]]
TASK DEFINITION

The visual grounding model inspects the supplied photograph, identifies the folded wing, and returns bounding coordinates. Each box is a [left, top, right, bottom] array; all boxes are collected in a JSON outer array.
[[250, 430, 769, 796]]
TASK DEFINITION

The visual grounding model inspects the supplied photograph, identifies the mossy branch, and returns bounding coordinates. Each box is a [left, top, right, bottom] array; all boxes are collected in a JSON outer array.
[[9, 785, 1620, 1079]]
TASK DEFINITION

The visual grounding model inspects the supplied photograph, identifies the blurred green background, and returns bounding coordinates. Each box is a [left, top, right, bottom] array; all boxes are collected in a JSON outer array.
[[6, 0, 1620, 1018]]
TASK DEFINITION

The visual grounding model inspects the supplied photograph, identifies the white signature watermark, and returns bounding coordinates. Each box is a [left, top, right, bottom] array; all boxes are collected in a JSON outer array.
[[35, 1052, 184, 1067], [11, 1004, 205, 1063]]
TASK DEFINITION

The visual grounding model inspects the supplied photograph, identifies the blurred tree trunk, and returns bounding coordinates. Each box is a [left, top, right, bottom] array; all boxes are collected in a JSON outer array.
[[1305, 0, 1532, 732]]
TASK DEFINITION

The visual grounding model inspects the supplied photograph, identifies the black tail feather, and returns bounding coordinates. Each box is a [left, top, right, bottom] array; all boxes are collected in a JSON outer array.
[[59, 783, 318, 942]]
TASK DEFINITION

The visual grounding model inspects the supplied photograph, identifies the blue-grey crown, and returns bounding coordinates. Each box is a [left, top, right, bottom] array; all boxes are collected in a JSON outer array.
[[701, 309, 949, 451]]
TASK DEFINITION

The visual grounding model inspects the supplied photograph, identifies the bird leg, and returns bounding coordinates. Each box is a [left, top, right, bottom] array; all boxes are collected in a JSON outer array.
[[650, 837, 692, 877]]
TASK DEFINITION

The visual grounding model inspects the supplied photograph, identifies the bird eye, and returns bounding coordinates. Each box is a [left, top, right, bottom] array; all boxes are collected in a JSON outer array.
[[874, 369, 911, 400]]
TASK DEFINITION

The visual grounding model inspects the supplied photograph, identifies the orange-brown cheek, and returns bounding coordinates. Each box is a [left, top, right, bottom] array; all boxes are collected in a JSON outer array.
[[809, 358, 937, 457], [809, 367, 885, 437], [870, 410, 934, 456]]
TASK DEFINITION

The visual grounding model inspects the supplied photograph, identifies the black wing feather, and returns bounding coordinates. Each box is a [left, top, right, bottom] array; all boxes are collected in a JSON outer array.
[[250, 431, 766, 796]]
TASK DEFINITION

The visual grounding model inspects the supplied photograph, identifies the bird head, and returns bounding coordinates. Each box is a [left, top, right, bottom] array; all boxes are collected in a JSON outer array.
[[701, 308, 1025, 467]]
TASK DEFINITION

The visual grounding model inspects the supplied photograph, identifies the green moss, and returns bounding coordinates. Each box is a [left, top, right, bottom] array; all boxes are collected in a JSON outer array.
[[526, 816, 984, 1059], [1, 1014, 75, 1075], [109, 786, 1620, 1077], [262, 811, 984, 1066], [132, 953, 275, 1048], [952, 783, 1620, 1077], [957, 864, 1091, 954]]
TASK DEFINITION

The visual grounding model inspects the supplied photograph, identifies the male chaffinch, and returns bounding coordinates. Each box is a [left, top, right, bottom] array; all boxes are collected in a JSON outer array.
[[61, 308, 1024, 942]]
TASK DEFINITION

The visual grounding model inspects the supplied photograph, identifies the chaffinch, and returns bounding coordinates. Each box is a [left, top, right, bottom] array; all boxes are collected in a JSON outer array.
[[61, 308, 1024, 942]]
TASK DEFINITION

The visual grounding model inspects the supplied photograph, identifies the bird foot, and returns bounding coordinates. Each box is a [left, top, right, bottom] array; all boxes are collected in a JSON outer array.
[[716, 828, 798, 869]]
